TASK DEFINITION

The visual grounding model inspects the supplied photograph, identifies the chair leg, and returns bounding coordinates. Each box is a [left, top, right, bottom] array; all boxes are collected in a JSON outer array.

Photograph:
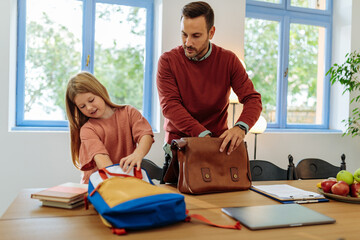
[[287, 154, 298, 180], [160, 153, 171, 184]]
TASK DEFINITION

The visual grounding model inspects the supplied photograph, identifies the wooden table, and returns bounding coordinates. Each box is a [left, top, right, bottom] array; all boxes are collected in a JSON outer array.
[[1, 180, 358, 240]]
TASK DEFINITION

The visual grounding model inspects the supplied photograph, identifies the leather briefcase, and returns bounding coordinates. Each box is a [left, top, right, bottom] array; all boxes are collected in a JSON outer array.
[[163, 137, 252, 194]]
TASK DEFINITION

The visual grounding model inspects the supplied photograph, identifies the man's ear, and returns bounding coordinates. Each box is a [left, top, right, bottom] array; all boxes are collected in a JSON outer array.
[[209, 26, 215, 40]]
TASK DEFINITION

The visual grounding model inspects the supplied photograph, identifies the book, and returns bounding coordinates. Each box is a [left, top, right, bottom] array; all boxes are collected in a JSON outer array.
[[41, 198, 85, 209], [31, 182, 88, 203], [251, 184, 329, 204]]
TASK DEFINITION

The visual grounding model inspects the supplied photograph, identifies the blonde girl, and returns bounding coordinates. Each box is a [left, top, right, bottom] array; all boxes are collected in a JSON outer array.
[[66, 71, 154, 183]]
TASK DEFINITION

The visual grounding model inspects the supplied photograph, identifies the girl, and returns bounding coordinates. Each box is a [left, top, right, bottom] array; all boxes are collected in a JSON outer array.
[[66, 71, 154, 183]]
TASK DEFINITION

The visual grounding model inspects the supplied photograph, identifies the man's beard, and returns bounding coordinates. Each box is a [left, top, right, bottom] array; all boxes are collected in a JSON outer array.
[[184, 43, 208, 60], [184, 45, 198, 58]]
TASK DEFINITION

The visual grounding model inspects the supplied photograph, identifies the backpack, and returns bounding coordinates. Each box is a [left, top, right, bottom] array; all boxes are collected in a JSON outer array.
[[87, 164, 241, 235]]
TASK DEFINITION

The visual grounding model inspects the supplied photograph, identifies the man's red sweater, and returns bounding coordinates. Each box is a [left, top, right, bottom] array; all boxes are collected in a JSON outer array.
[[157, 43, 262, 144]]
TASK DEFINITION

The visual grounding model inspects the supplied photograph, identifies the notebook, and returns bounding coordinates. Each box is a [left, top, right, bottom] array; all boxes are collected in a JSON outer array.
[[222, 204, 335, 230], [251, 184, 329, 203], [31, 182, 88, 203]]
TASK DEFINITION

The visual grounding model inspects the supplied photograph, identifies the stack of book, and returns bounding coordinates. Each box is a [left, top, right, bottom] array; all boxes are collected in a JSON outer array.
[[31, 182, 88, 209]]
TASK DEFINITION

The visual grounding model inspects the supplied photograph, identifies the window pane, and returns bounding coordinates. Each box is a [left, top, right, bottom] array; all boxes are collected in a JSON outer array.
[[287, 23, 325, 124], [24, 0, 82, 120], [291, 0, 326, 10], [245, 18, 279, 123], [93, 3, 146, 112]]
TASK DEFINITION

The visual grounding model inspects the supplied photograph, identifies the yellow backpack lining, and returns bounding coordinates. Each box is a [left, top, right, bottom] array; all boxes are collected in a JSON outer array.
[[97, 177, 175, 208]]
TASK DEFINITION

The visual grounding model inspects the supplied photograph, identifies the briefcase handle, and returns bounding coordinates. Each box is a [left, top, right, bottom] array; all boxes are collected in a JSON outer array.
[[171, 138, 187, 151]]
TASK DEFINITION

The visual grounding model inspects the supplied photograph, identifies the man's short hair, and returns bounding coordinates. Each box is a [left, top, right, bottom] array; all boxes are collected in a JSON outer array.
[[182, 1, 214, 32]]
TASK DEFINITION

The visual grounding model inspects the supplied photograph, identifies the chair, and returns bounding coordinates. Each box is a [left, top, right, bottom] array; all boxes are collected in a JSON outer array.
[[293, 154, 346, 180], [250, 158, 296, 181], [141, 158, 163, 181]]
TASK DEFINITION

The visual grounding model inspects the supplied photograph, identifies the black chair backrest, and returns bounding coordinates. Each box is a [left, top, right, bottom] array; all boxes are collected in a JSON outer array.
[[294, 154, 346, 180], [250, 160, 289, 181], [141, 158, 162, 181]]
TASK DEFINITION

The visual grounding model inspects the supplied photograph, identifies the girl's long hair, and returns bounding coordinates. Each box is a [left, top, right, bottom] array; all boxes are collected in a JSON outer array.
[[65, 71, 123, 169]]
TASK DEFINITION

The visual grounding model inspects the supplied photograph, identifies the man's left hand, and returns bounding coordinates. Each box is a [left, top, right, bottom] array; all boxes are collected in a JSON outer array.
[[219, 126, 245, 155]]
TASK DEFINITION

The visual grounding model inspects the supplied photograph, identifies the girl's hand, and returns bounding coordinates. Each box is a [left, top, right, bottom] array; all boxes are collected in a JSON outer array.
[[120, 135, 153, 174], [119, 153, 143, 174]]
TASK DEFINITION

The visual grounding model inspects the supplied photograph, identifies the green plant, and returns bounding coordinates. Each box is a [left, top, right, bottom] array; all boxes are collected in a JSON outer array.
[[326, 51, 360, 137]]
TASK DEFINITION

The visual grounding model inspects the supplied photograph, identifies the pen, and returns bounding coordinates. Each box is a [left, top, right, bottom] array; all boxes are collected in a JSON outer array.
[[294, 200, 319, 204]]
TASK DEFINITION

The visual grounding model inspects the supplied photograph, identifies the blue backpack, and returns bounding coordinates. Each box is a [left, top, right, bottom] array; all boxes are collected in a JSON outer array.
[[87, 164, 240, 235]]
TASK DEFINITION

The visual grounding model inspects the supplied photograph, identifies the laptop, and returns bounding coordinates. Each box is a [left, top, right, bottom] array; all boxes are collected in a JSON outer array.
[[222, 204, 335, 230]]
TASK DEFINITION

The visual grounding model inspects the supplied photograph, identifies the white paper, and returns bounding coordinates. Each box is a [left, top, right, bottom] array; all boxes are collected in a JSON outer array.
[[253, 184, 323, 200]]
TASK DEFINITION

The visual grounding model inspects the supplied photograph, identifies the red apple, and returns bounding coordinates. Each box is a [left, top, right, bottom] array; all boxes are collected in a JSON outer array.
[[321, 179, 337, 193], [350, 182, 360, 197], [331, 181, 350, 196]]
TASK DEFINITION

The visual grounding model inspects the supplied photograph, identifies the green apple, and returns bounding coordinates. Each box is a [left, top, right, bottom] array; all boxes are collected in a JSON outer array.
[[336, 170, 354, 185], [354, 168, 360, 183]]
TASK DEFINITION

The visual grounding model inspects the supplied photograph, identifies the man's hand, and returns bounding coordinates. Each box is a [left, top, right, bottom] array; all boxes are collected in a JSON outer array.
[[219, 126, 246, 155]]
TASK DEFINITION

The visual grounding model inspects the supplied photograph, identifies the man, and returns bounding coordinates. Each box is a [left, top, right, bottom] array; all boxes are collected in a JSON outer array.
[[156, 1, 262, 178]]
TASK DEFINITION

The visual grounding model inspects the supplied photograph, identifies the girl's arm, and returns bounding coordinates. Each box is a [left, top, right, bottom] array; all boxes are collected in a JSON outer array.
[[119, 135, 153, 173], [93, 154, 114, 169]]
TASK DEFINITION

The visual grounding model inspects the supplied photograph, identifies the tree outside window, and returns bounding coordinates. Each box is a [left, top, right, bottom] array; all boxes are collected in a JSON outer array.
[[17, 0, 152, 127], [245, 0, 332, 129]]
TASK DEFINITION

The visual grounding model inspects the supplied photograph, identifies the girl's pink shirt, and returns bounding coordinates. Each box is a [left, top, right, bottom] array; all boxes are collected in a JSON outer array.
[[79, 105, 154, 183]]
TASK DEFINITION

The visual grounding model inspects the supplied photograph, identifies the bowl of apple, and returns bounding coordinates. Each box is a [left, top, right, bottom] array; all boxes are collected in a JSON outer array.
[[317, 168, 360, 203]]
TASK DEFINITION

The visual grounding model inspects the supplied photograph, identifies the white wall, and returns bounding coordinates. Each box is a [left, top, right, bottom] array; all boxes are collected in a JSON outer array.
[[1, 0, 360, 217], [350, 0, 360, 113]]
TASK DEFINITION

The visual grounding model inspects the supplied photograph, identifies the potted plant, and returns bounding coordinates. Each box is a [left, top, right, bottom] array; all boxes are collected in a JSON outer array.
[[326, 51, 360, 137]]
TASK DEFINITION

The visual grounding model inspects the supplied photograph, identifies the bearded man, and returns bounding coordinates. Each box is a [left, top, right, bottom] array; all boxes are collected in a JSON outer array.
[[156, 1, 262, 182]]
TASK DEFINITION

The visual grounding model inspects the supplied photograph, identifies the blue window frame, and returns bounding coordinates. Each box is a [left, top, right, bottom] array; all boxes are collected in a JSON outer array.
[[16, 0, 154, 130], [245, 0, 333, 131]]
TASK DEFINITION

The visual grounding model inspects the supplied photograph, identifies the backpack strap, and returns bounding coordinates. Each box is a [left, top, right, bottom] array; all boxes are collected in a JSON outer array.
[[185, 210, 241, 230], [112, 228, 127, 235], [109, 211, 240, 235], [98, 169, 109, 181], [99, 167, 143, 180], [84, 195, 89, 210]]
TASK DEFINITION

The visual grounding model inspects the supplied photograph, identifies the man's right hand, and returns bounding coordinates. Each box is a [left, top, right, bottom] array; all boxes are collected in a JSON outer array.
[[218, 126, 245, 155]]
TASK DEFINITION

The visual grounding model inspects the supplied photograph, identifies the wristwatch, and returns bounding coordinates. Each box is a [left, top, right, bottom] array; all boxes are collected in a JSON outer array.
[[237, 124, 247, 134]]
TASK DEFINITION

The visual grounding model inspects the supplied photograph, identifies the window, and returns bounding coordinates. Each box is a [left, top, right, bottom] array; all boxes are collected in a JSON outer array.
[[16, 0, 154, 129], [245, 0, 332, 130]]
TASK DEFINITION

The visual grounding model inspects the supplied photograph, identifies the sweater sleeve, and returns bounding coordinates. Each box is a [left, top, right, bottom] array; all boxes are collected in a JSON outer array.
[[79, 125, 109, 171], [126, 105, 154, 143], [230, 54, 262, 129], [156, 53, 207, 137]]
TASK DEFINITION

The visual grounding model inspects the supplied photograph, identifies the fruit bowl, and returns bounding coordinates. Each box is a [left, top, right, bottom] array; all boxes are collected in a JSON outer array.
[[318, 188, 360, 204]]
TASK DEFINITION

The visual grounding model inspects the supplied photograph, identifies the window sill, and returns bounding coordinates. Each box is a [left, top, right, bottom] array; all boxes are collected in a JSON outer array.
[[11, 126, 69, 132], [264, 128, 343, 134]]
